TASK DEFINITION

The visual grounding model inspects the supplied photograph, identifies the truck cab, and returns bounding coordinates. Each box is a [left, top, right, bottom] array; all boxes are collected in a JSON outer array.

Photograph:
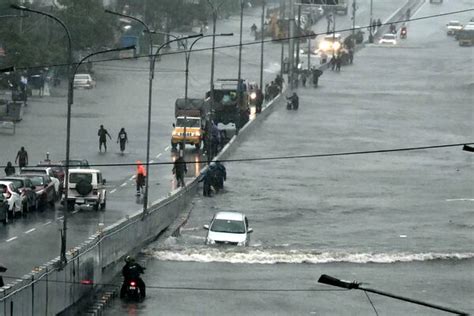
[[171, 98, 209, 150], [171, 116, 204, 150]]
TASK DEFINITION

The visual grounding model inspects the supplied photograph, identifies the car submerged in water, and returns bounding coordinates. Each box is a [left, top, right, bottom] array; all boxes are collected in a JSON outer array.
[[203, 211, 253, 246]]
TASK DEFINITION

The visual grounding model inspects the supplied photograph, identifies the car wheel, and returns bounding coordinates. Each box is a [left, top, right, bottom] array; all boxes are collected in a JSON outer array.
[[93, 202, 99, 211]]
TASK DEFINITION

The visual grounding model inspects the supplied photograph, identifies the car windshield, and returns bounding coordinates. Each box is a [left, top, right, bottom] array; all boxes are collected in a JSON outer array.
[[210, 219, 246, 234], [21, 169, 44, 175], [176, 118, 201, 128], [69, 173, 92, 183], [29, 176, 44, 186], [383, 34, 396, 40]]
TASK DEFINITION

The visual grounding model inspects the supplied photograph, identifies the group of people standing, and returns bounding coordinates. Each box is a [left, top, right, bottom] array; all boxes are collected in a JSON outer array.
[[3, 146, 28, 176], [97, 125, 128, 154]]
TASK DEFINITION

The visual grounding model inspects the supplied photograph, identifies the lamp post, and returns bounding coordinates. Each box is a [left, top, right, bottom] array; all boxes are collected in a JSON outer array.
[[105, 10, 156, 214], [318, 274, 469, 315], [369, 0, 374, 43], [237, 0, 244, 126], [259, 0, 265, 92], [11, 4, 73, 265]]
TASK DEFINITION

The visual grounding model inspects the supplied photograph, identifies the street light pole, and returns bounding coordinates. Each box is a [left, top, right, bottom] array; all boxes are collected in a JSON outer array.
[[104, 10, 154, 215], [259, 0, 265, 92], [318, 275, 469, 315], [369, 0, 374, 43], [237, 0, 244, 131], [11, 4, 73, 266]]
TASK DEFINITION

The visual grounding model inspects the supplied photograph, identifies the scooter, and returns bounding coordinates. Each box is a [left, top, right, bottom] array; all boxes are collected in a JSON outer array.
[[400, 28, 407, 39], [122, 279, 145, 302]]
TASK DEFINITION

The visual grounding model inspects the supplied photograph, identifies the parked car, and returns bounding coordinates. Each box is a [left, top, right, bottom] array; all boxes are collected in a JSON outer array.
[[0, 181, 22, 217], [203, 211, 253, 246], [63, 168, 106, 211], [1, 176, 37, 212], [20, 167, 60, 198], [73, 73, 96, 89], [0, 194, 8, 224], [37, 161, 65, 190], [20, 174, 56, 209], [59, 159, 90, 169]]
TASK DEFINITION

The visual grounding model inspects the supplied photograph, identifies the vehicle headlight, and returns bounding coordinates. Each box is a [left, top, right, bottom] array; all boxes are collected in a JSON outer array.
[[319, 41, 329, 50], [172, 130, 177, 136], [250, 92, 257, 100], [333, 42, 341, 50]]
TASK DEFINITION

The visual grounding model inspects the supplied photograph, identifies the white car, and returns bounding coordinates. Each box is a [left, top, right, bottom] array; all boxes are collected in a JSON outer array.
[[204, 211, 253, 246], [73, 73, 96, 89], [63, 168, 106, 211], [379, 33, 397, 45], [0, 181, 22, 216], [446, 21, 463, 36]]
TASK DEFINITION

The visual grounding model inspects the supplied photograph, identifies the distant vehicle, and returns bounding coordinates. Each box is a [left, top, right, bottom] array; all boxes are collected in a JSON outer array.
[[171, 98, 209, 150], [319, 34, 342, 55], [119, 35, 139, 58], [21, 174, 56, 209], [446, 21, 463, 36], [1, 176, 37, 212], [20, 167, 60, 197], [379, 33, 397, 45], [206, 79, 250, 129], [0, 181, 22, 217], [458, 26, 474, 46], [429, 0, 442, 3], [63, 168, 106, 211], [73, 73, 96, 89], [203, 211, 253, 246]]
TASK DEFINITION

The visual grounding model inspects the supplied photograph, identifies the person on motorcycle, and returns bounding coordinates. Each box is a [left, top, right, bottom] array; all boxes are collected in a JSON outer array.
[[400, 25, 407, 38], [287, 92, 299, 109], [121, 256, 146, 299]]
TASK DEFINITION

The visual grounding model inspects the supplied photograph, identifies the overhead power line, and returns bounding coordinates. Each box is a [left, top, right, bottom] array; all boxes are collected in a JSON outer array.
[[2, 142, 472, 169], [5, 8, 474, 72]]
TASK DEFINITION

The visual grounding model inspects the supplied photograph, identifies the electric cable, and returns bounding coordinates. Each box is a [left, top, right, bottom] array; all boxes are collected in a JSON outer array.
[[1, 142, 471, 169], [364, 290, 380, 316], [4, 8, 473, 72], [0, 274, 348, 292]]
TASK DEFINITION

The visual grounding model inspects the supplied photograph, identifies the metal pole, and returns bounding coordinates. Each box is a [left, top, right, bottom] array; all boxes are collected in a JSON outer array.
[[237, 0, 244, 131], [295, 5, 301, 72], [307, 37, 310, 70], [332, 9, 336, 58], [105, 10, 153, 215], [11, 4, 73, 266], [288, 0, 295, 89], [369, 0, 374, 43], [279, 0, 284, 77], [352, 0, 357, 48], [259, 0, 265, 92]]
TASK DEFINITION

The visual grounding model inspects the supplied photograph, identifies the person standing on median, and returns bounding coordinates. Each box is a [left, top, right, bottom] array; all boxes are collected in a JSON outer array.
[[15, 146, 28, 169], [98, 125, 112, 153], [4, 162, 15, 176]]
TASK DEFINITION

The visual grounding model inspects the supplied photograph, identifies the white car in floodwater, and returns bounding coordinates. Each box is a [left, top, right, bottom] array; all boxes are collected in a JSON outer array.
[[379, 33, 397, 45], [204, 211, 253, 246]]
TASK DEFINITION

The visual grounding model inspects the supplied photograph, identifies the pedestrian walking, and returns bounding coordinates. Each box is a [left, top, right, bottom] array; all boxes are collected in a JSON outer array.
[[311, 67, 322, 87], [135, 160, 146, 196], [377, 18, 382, 29], [98, 125, 112, 152], [335, 55, 342, 72], [117, 128, 128, 154], [330, 56, 336, 71], [15, 147, 28, 169], [301, 71, 307, 87], [255, 88, 264, 113], [4, 162, 15, 176], [198, 168, 212, 197], [172, 154, 187, 188], [348, 48, 354, 64]]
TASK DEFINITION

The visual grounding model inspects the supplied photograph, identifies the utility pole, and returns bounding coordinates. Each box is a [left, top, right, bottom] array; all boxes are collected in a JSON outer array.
[[259, 0, 265, 92], [352, 0, 357, 47], [332, 8, 336, 58], [288, 0, 295, 89], [295, 5, 301, 75], [279, 0, 285, 77], [369, 0, 374, 43]]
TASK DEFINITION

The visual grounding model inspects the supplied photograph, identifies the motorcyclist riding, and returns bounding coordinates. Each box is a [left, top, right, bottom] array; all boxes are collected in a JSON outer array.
[[286, 92, 299, 110], [121, 256, 146, 299]]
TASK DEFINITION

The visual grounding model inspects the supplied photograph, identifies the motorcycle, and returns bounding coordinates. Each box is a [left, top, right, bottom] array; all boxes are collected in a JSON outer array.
[[122, 279, 145, 302], [400, 27, 407, 39]]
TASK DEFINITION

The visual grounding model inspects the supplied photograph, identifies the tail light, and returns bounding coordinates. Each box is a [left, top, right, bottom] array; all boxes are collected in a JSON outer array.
[[130, 281, 136, 286]]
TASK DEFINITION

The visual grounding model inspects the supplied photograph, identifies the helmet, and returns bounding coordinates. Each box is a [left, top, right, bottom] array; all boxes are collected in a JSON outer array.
[[125, 256, 134, 263]]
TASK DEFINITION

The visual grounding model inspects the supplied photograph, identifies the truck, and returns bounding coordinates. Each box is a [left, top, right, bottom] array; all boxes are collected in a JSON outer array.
[[206, 79, 250, 130], [171, 98, 209, 150]]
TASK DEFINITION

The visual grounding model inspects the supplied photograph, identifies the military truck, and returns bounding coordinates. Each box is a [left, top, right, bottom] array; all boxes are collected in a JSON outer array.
[[206, 79, 250, 130], [171, 98, 209, 150]]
